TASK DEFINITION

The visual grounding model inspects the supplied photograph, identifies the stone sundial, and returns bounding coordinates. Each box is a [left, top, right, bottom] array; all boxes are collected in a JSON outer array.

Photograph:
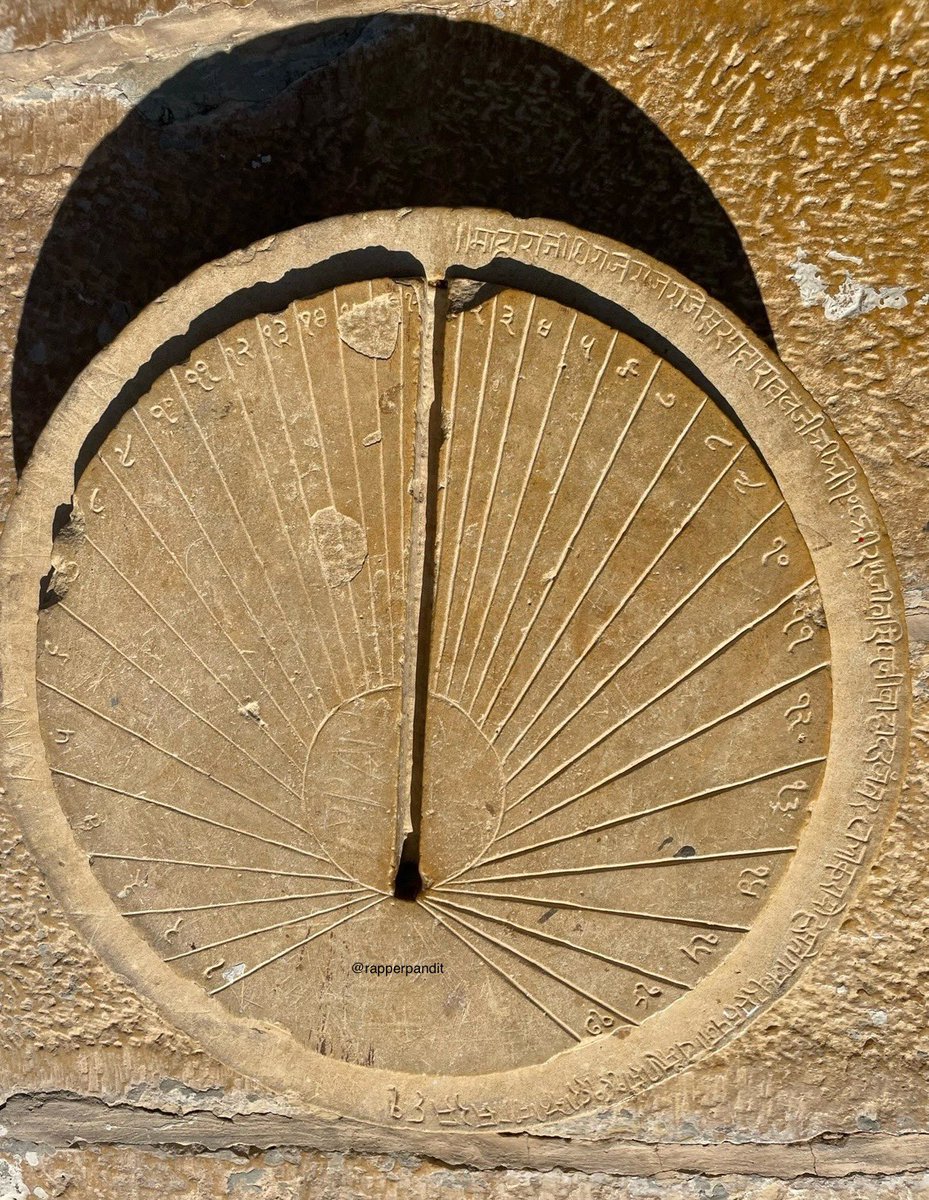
[[0, 210, 907, 1132]]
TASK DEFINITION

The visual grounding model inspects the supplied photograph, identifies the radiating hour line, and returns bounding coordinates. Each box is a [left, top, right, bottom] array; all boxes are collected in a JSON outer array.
[[51, 767, 339, 867], [464, 313, 585, 713], [494, 756, 826, 857], [479, 357, 664, 729], [459, 314, 591, 705], [72, 542, 302, 765], [173, 360, 349, 705], [501, 442, 747, 762], [505, 579, 816, 801], [40, 677, 309, 839], [232, 356, 361, 700], [170, 373, 348, 744], [435, 295, 499, 692], [423, 896, 639, 1024], [459, 845, 797, 887], [123, 886, 365, 915], [492, 394, 708, 744], [430, 894, 691, 990], [502, 499, 787, 779], [504, 660, 829, 834], [445, 296, 536, 692], [208, 894, 387, 993], [54, 602, 304, 804], [330, 291, 388, 685], [252, 322, 367, 698], [292, 306, 363, 691], [419, 898, 582, 1041], [91, 461, 307, 763], [166, 892, 379, 963], [42, 658, 348, 880], [431, 887, 751, 933], [88, 853, 348, 883], [130, 408, 327, 732], [439, 754, 827, 884], [367, 281, 399, 673]]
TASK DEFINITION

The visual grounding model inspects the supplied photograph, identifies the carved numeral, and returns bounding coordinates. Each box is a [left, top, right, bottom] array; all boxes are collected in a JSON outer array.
[[584, 1009, 615, 1036], [184, 360, 220, 391], [298, 307, 328, 333], [680, 933, 720, 963], [762, 537, 790, 567], [739, 866, 770, 897]]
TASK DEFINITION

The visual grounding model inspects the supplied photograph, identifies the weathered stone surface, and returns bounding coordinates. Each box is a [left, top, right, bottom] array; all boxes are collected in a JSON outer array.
[[2, 1142, 928, 1200], [0, 0, 925, 1193]]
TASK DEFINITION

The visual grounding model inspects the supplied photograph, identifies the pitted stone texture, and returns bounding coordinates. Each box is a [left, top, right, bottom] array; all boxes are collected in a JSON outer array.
[[2, 1146, 929, 1199]]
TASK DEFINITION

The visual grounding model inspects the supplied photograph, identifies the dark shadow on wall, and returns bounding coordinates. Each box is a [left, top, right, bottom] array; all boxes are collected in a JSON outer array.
[[12, 13, 773, 470]]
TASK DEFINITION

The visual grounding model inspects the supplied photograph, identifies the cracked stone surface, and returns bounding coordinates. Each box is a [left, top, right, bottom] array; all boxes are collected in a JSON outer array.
[[0, 0, 926, 1192]]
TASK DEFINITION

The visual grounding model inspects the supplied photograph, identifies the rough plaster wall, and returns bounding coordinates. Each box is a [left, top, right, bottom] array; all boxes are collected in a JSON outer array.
[[0, 0, 926, 1193], [2, 1147, 929, 1200]]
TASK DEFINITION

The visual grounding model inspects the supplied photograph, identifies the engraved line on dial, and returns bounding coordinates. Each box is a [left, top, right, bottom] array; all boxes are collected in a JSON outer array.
[[221, 351, 363, 703], [166, 892, 382, 964], [429, 894, 691, 990], [500, 497, 786, 779], [331, 292, 388, 684], [40, 677, 317, 844], [421, 896, 639, 1026], [463, 313, 598, 711], [249, 318, 368, 697], [170, 364, 345, 734], [490, 390, 708, 744], [499, 440, 748, 767], [208, 893, 388, 994], [367, 281, 400, 674], [504, 578, 817, 806], [128, 405, 328, 732], [458, 314, 595, 707], [89, 853, 352, 883], [291, 305, 366, 691], [81, 517, 302, 770], [501, 661, 830, 839], [441, 754, 826, 883], [444, 295, 536, 693], [51, 603, 303, 805], [432, 888, 752, 933], [478, 356, 664, 728], [122, 886, 367, 915], [434, 295, 500, 694], [51, 767, 339, 868], [460, 845, 798, 887], [419, 897, 584, 1041]]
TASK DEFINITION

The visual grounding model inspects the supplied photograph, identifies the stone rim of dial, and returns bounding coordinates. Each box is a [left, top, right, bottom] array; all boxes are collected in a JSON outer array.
[[0, 210, 906, 1133]]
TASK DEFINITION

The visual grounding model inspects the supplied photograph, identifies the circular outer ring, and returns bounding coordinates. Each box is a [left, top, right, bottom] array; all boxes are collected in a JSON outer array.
[[0, 209, 910, 1133]]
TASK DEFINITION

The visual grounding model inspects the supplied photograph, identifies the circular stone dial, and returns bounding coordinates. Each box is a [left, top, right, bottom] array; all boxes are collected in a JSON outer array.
[[35, 275, 831, 1076]]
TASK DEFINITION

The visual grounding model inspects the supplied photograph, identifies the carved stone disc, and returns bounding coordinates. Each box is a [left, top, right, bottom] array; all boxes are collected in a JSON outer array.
[[0, 211, 908, 1132]]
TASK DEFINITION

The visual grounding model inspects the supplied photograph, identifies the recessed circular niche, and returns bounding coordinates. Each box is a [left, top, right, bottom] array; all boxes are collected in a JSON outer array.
[[0, 210, 907, 1131]]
